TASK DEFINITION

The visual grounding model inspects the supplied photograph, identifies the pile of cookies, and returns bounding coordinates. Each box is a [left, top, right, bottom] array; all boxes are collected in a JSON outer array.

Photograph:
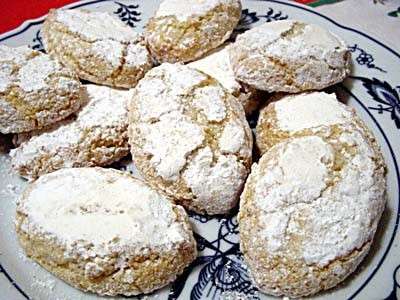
[[0, 0, 386, 298]]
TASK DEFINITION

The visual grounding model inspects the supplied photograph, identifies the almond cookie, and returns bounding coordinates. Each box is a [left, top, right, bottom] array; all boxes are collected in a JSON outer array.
[[145, 0, 241, 63], [0, 45, 83, 134], [42, 9, 152, 88], [239, 134, 386, 297], [229, 20, 351, 92], [188, 44, 262, 115], [128, 63, 252, 215], [10, 84, 132, 179], [16, 167, 197, 296], [255, 92, 369, 154]]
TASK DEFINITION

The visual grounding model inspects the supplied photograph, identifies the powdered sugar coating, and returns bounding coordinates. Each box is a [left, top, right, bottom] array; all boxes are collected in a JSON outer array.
[[188, 45, 261, 115], [193, 85, 227, 121], [129, 63, 252, 215], [229, 20, 351, 92], [239, 130, 386, 297], [10, 85, 132, 179], [156, 0, 238, 21], [256, 92, 358, 154], [188, 45, 241, 95], [18, 168, 189, 252], [145, 0, 241, 63], [183, 147, 247, 214], [0, 45, 83, 134], [140, 111, 205, 181], [16, 167, 196, 296], [55, 9, 139, 41], [274, 92, 353, 132], [43, 9, 152, 88]]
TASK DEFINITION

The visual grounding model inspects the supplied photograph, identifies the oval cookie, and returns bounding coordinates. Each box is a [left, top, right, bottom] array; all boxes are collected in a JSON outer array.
[[229, 20, 351, 92], [42, 9, 152, 88], [0, 45, 83, 134], [145, 0, 242, 63], [128, 63, 252, 215], [16, 167, 197, 296], [10, 84, 132, 179], [239, 134, 386, 297]]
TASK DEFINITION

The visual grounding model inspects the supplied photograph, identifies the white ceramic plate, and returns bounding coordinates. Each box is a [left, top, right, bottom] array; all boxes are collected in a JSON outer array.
[[0, 1, 399, 299]]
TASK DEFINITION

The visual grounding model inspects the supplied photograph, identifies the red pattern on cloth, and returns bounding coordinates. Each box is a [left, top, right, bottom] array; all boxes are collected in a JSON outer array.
[[0, 0, 76, 34]]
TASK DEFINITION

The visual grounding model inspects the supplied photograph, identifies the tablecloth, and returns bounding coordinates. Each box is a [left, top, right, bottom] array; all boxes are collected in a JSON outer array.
[[0, 0, 399, 52]]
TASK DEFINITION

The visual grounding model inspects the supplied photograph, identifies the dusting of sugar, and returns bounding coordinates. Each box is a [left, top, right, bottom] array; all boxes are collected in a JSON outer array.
[[55, 9, 139, 42], [274, 92, 353, 132], [256, 136, 333, 215], [301, 129, 383, 265], [183, 147, 246, 214], [10, 85, 132, 179], [231, 20, 349, 92], [253, 132, 385, 266], [220, 291, 259, 300], [188, 45, 241, 94], [91, 39, 124, 67], [18, 168, 188, 257], [0, 45, 67, 93], [193, 85, 226, 121], [141, 111, 204, 181], [134, 63, 206, 122], [260, 211, 290, 252], [0, 64, 13, 92], [219, 119, 246, 154], [0, 45, 32, 63], [125, 42, 151, 67], [78, 85, 130, 127], [18, 53, 61, 92], [156, 0, 240, 21]]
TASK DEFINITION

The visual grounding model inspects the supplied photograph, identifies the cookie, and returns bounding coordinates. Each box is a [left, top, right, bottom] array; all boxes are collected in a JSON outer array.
[[145, 0, 241, 63], [229, 20, 351, 92], [0, 45, 83, 134], [255, 92, 366, 154], [42, 9, 152, 88], [16, 167, 197, 296], [10, 84, 131, 179], [128, 63, 252, 215], [188, 44, 262, 115], [239, 133, 386, 297]]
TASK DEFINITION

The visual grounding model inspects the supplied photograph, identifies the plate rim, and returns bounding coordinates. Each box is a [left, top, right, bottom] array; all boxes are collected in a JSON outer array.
[[0, 0, 399, 299]]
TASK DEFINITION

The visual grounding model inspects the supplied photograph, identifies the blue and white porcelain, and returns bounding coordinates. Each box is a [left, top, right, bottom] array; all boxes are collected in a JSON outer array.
[[0, 1, 399, 299]]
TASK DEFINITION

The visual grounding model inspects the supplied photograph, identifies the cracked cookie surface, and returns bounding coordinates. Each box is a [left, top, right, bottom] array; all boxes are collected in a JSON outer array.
[[229, 20, 351, 92], [188, 44, 262, 115], [0, 45, 83, 134], [42, 9, 152, 88], [256, 92, 362, 154], [145, 0, 241, 63], [10, 84, 132, 180], [239, 133, 386, 298], [128, 63, 252, 215], [16, 167, 197, 296]]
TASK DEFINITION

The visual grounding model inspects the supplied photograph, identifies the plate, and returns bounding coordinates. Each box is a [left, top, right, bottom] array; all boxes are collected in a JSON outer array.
[[0, 1, 399, 299]]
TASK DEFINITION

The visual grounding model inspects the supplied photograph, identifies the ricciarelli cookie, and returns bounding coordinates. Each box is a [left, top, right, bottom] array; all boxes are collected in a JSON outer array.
[[239, 133, 386, 297], [128, 63, 252, 215], [16, 167, 197, 296], [10, 84, 132, 179], [0, 45, 83, 134], [229, 20, 351, 92], [188, 44, 262, 115], [145, 0, 242, 63], [42, 9, 152, 88]]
